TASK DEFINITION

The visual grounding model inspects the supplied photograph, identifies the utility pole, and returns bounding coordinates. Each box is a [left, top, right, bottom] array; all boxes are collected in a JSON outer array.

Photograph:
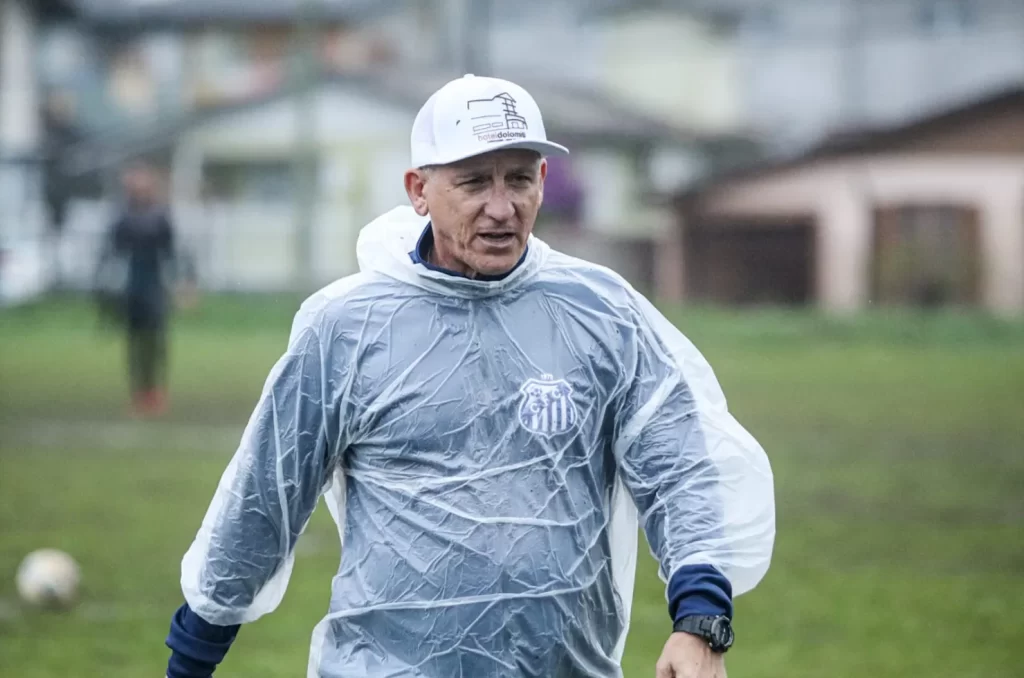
[[291, 0, 319, 292], [837, 0, 864, 128], [461, 0, 490, 74]]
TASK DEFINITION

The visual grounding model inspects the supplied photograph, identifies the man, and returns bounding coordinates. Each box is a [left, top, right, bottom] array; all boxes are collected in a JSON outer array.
[[165, 75, 775, 678], [95, 163, 178, 416]]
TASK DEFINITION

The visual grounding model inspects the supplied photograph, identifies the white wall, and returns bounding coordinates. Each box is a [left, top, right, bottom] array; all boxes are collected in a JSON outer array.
[[489, 5, 602, 83], [737, 0, 1024, 146], [593, 11, 743, 133], [575, 149, 635, 234], [0, 0, 40, 154], [0, 0, 45, 245], [861, 30, 1024, 122], [399, 0, 601, 81], [189, 88, 414, 155]]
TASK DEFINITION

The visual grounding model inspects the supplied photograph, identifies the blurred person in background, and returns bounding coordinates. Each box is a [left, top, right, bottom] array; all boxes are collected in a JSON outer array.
[[94, 162, 182, 417]]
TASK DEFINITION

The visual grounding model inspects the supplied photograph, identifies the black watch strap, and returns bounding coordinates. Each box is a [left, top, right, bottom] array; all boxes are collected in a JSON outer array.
[[672, 615, 734, 653]]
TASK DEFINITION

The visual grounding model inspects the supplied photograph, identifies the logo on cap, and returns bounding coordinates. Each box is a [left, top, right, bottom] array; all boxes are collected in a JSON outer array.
[[466, 93, 529, 144]]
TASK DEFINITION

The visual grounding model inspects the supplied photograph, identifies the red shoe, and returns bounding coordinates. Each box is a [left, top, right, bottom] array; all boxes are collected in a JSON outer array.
[[144, 389, 168, 416]]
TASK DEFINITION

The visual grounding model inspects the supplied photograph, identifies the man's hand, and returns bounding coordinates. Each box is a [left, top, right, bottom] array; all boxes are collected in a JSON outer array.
[[655, 632, 726, 678], [174, 282, 199, 311]]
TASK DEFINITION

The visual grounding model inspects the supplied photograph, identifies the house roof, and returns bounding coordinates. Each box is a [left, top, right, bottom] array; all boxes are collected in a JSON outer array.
[[66, 68, 734, 174], [68, 0, 400, 26], [796, 86, 1024, 157], [678, 83, 1024, 199]]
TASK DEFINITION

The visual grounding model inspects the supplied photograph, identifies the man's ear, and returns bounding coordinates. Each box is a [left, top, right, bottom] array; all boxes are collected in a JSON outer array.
[[537, 158, 548, 202], [404, 169, 430, 217]]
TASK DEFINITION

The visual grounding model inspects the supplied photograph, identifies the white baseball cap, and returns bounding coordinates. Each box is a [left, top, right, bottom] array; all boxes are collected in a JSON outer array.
[[410, 74, 569, 168]]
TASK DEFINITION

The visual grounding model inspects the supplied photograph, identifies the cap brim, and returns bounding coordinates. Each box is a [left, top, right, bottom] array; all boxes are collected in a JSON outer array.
[[431, 140, 570, 167]]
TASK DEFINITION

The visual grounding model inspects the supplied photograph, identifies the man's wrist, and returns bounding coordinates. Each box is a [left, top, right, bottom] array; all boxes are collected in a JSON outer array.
[[672, 614, 735, 653], [165, 603, 240, 678], [667, 564, 733, 622]]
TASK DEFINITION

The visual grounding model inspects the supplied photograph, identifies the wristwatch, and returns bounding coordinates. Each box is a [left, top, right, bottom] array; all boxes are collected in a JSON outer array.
[[672, 615, 734, 653]]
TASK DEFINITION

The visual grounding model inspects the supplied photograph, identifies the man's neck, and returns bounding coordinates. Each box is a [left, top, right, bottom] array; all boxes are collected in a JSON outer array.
[[425, 242, 477, 279]]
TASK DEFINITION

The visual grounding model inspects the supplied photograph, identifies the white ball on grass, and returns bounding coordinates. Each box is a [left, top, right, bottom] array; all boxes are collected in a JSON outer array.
[[15, 549, 81, 610]]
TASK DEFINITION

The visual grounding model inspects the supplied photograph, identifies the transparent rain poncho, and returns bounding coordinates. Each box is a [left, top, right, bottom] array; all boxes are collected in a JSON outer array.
[[180, 206, 775, 678]]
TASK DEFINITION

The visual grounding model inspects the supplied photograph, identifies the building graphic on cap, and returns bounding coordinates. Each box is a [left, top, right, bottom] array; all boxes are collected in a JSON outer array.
[[467, 93, 529, 143]]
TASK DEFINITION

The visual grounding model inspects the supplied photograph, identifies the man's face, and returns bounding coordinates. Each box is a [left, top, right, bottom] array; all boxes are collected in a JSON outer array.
[[405, 149, 547, 278], [122, 166, 159, 206]]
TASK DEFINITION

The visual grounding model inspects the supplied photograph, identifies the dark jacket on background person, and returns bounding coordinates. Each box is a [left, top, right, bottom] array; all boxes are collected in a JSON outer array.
[[96, 206, 177, 329]]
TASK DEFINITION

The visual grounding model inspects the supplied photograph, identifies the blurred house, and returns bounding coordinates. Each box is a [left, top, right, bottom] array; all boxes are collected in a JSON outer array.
[[667, 85, 1024, 316], [581, 2, 744, 137], [37, 0, 408, 133], [125, 70, 733, 293], [39, 0, 763, 153], [23, 0, 410, 292], [22, 0, 763, 296]]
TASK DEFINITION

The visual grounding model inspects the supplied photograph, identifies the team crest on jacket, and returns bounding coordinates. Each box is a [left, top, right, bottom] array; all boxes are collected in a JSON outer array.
[[518, 374, 578, 436]]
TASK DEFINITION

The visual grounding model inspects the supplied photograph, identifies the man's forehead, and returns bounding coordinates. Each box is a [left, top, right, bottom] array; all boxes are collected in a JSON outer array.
[[447, 149, 542, 172]]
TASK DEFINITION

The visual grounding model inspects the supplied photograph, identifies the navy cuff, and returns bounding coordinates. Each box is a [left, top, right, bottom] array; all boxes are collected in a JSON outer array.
[[166, 603, 240, 678], [667, 564, 733, 622], [166, 651, 219, 678]]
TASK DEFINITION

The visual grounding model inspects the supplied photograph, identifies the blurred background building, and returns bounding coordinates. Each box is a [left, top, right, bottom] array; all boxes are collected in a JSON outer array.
[[2, 0, 1022, 313]]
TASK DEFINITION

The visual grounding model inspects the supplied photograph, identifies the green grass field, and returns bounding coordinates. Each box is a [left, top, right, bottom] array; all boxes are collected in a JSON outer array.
[[2, 296, 1023, 677]]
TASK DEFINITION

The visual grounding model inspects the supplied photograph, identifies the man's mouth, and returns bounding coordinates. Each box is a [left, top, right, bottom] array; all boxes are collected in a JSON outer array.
[[478, 232, 516, 246]]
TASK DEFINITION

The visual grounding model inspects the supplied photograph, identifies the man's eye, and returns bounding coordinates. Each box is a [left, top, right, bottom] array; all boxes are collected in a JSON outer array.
[[461, 177, 486, 186], [509, 174, 532, 184]]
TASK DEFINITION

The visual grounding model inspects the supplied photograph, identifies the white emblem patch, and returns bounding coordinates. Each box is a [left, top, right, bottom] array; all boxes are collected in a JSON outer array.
[[518, 374, 578, 436]]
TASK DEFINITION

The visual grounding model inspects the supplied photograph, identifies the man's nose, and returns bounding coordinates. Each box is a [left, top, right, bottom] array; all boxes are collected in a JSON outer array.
[[483, 185, 515, 222]]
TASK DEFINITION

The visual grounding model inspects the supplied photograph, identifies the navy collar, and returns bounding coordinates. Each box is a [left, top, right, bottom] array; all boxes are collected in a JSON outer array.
[[409, 223, 528, 282]]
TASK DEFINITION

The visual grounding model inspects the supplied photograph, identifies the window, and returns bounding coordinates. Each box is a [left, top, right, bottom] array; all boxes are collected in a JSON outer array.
[[742, 5, 781, 38], [872, 204, 980, 307], [202, 159, 299, 203], [685, 218, 816, 307], [39, 27, 88, 84], [917, 0, 974, 33], [105, 42, 156, 118]]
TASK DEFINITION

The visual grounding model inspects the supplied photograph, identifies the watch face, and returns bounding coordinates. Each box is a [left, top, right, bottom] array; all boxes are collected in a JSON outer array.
[[711, 617, 734, 650], [673, 615, 734, 652]]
